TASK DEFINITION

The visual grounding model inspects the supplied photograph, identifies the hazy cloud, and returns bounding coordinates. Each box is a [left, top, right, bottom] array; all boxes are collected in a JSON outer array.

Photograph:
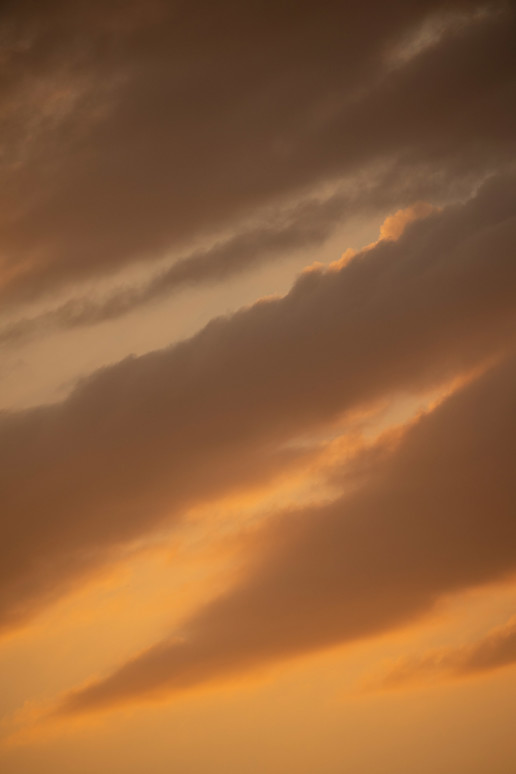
[[55, 353, 516, 714], [1, 172, 515, 633], [0, 173, 440, 344], [0, 0, 514, 308], [373, 617, 516, 688], [3, 4, 516, 771]]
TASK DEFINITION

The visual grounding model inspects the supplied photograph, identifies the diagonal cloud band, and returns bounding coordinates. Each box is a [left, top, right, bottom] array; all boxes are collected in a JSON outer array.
[[1, 172, 516, 633], [55, 353, 516, 714]]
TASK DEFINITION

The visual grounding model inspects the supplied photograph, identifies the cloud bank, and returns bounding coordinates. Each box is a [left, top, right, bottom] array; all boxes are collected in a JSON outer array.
[[1, 172, 515, 634], [1, 0, 514, 310]]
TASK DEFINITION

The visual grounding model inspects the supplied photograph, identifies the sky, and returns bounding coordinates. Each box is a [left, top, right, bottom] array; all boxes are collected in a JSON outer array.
[[1, 1, 516, 772]]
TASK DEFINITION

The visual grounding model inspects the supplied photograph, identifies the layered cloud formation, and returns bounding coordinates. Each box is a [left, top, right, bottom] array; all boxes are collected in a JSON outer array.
[[1, 2, 516, 769], [1, 0, 514, 311], [55, 353, 516, 713], [2, 171, 516, 636]]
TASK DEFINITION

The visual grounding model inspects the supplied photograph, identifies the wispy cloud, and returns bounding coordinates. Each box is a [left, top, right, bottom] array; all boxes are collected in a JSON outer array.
[[371, 617, 516, 689]]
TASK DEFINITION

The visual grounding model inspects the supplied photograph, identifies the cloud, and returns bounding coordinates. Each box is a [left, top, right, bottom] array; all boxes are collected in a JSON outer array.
[[0, 0, 514, 308], [1, 172, 516, 633], [372, 618, 516, 689], [54, 352, 516, 715], [0, 175, 439, 345], [379, 202, 437, 241]]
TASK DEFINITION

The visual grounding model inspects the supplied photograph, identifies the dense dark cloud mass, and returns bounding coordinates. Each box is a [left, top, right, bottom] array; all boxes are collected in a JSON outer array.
[[0, 0, 514, 308], [56, 353, 516, 714], [0, 172, 441, 344], [1, 172, 515, 633]]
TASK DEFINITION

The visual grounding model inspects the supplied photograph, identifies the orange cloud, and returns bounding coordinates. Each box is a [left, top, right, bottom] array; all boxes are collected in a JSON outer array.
[[379, 202, 437, 242], [50, 354, 516, 716], [372, 616, 516, 689]]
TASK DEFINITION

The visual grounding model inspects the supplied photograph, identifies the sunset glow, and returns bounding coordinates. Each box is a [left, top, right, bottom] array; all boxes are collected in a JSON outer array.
[[1, 2, 516, 772]]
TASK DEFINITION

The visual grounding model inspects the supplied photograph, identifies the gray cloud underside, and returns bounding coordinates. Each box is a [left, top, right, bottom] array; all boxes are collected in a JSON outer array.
[[57, 352, 516, 714], [1, 0, 514, 307], [0, 165, 455, 345], [1, 171, 515, 633]]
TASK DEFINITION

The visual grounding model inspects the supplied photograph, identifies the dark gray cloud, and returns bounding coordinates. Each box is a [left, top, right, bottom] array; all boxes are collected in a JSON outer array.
[[0, 0, 514, 308], [1, 172, 515, 633]]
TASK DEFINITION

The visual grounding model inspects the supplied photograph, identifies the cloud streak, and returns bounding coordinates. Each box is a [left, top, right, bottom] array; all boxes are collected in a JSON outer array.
[[1, 172, 515, 634], [0, 175, 438, 345], [54, 352, 516, 715], [373, 618, 516, 688]]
